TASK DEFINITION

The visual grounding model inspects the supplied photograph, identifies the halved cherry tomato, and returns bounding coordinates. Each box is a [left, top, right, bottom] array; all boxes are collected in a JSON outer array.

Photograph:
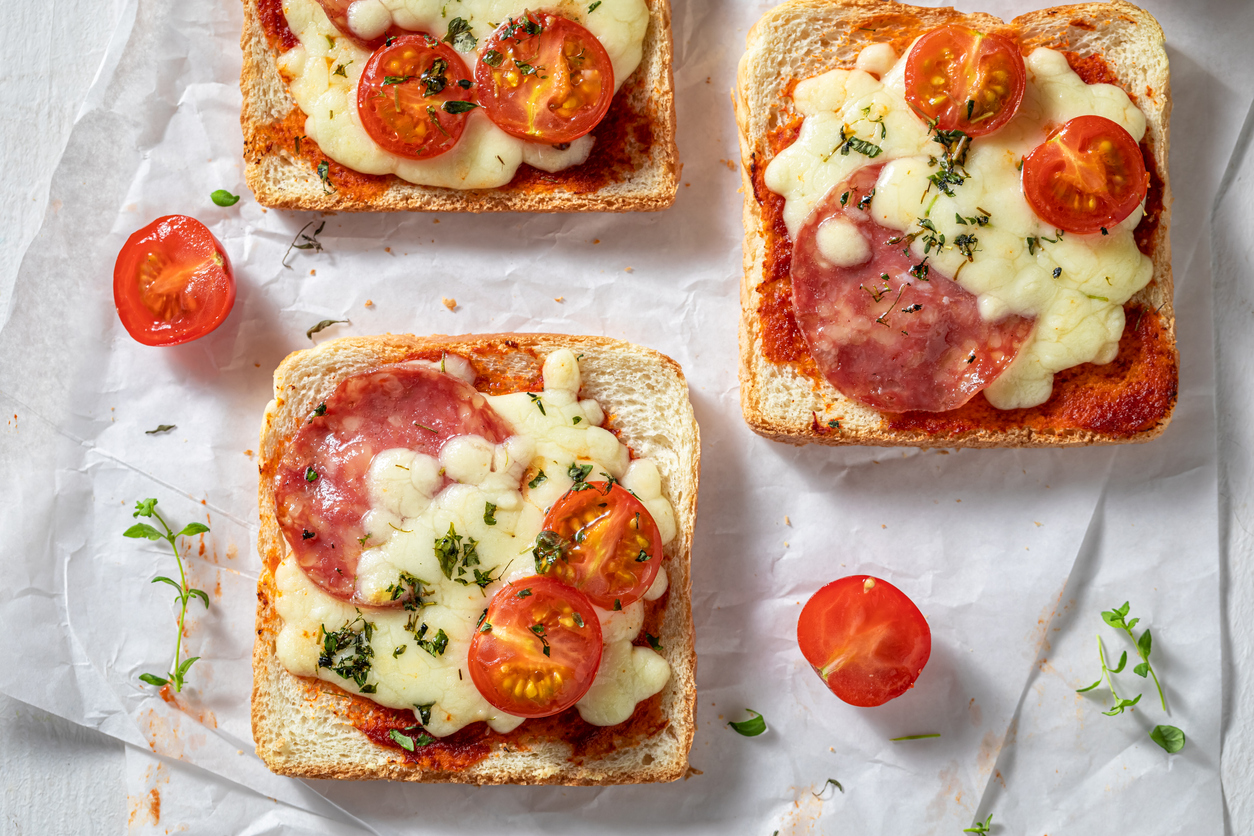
[[357, 35, 476, 160], [468, 576, 603, 718], [536, 482, 662, 610], [797, 575, 931, 707], [904, 24, 1025, 137], [475, 12, 614, 143], [113, 215, 235, 347], [1022, 115, 1148, 235]]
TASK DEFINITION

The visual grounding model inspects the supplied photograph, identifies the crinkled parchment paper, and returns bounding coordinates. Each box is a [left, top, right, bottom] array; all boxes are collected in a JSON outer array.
[[2, 0, 1251, 832]]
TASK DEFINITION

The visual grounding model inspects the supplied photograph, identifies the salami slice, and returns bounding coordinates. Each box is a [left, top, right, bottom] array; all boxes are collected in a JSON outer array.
[[274, 363, 514, 602], [791, 166, 1035, 412]]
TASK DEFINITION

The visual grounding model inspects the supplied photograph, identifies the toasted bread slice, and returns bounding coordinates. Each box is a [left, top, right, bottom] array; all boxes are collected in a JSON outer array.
[[239, 0, 678, 211], [735, 0, 1175, 448], [252, 333, 699, 783]]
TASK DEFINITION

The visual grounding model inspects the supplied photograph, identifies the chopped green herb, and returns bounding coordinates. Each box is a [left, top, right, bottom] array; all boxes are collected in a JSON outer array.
[[813, 778, 844, 798], [890, 733, 941, 742], [527, 393, 547, 415], [443, 17, 477, 52], [211, 189, 240, 207], [313, 402, 327, 417], [317, 159, 333, 193], [145, 424, 176, 435], [283, 221, 327, 268], [528, 469, 548, 489], [443, 100, 479, 114], [484, 502, 498, 525], [572, 416, 582, 425], [530, 622, 551, 657], [533, 529, 566, 573], [416, 702, 434, 725], [588, 0, 601, 10], [305, 465, 319, 482], [568, 462, 593, 483], [727, 709, 767, 737], [306, 318, 347, 340], [483, 49, 503, 67], [645, 632, 662, 652], [317, 610, 376, 690]]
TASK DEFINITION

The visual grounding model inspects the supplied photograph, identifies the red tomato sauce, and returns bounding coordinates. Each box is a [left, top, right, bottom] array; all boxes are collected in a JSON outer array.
[[750, 44, 1176, 438], [256, 0, 298, 52]]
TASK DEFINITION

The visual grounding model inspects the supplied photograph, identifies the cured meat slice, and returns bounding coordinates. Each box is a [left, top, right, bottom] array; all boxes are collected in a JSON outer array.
[[791, 166, 1035, 412], [274, 363, 514, 601]]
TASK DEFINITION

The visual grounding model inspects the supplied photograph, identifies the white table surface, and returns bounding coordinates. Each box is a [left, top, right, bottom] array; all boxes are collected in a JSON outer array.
[[1, 0, 1251, 833]]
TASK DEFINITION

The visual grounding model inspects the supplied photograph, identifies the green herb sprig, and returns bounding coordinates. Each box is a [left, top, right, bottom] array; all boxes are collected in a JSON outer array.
[[1076, 635, 1141, 716], [126, 499, 210, 692], [1101, 601, 1166, 710], [963, 814, 993, 834]]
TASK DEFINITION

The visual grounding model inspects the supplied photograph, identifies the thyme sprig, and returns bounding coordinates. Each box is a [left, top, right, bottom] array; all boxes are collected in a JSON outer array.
[[126, 499, 210, 692]]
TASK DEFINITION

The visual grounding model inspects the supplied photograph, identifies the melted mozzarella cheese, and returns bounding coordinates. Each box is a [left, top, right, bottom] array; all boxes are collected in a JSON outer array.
[[764, 45, 1153, 409], [277, 0, 648, 188], [274, 349, 675, 736]]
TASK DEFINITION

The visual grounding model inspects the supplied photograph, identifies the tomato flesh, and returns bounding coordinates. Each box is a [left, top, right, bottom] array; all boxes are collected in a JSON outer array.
[[113, 215, 235, 347], [538, 482, 663, 610], [797, 575, 931, 707], [475, 13, 614, 143], [357, 35, 476, 160], [1022, 114, 1148, 235], [904, 24, 1025, 137], [468, 576, 602, 718]]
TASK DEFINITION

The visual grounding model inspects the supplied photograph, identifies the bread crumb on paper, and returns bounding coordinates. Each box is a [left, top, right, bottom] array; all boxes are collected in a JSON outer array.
[[554, 296, 564, 303], [309, 269, 316, 276], [244, 450, 254, 459], [364, 299, 374, 308], [784, 515, 791, 526], [442, 297, 457, 311], [625, 267, 634, 273]]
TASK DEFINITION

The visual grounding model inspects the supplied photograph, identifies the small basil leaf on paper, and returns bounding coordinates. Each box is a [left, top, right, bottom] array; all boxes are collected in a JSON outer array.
[[727, 709, 766, 737], [1150, 724, 1186, 753], [211, 189, 240, 207]]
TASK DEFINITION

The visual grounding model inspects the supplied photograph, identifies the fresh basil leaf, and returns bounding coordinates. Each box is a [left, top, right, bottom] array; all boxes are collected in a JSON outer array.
[[1149, 724, 1185, 753], [727, 709, 767, 737], [179, 522, 210, 537], [188, 588, 211, 609], [133, 498, 159, 518], [139, 673, 169, 687], [211, 189, 240, 207]]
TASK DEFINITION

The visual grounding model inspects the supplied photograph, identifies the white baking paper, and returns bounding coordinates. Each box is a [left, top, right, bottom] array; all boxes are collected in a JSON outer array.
[[1, 0, 1250, 832]]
